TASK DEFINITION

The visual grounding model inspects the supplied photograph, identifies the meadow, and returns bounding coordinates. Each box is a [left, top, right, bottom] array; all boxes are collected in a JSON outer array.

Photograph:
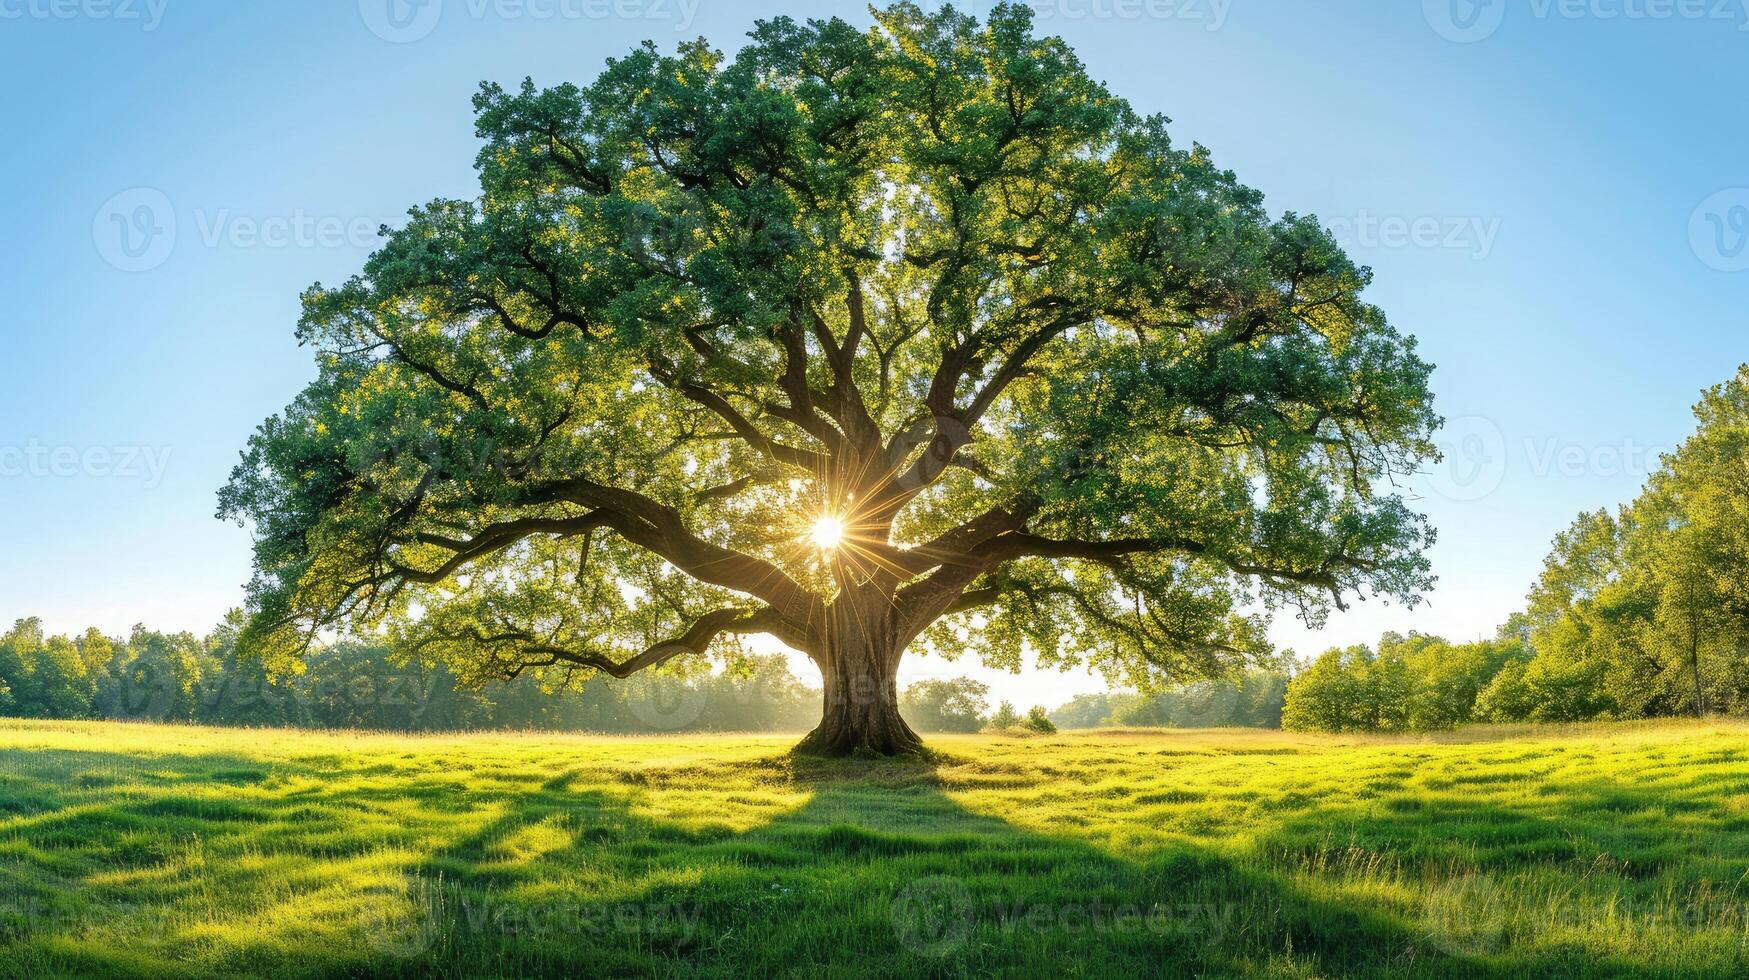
[[0, 719, 1746, 978]]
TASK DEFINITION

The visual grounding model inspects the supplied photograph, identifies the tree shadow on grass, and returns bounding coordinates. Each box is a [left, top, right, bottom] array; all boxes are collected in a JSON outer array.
[[0, 746, 1739, 978], [377, 753, 1727, 979]]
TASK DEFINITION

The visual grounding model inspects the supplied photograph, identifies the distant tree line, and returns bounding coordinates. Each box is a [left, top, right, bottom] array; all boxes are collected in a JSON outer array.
[[0, 616, 1074, 738], [0, 612, 1069, 735], [1049, 671, 1289, 729], [898, 678, 992, 732], [0, 613, 819, 733], [1284, 366, 1749, 732], [896, 678, 1057, 734], [1280, 633, 1527, 732]]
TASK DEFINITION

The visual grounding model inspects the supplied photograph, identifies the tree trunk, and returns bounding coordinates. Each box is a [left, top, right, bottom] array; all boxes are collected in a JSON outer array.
[[793, 593, 922, 757], [1689, 626, 1707, 718]]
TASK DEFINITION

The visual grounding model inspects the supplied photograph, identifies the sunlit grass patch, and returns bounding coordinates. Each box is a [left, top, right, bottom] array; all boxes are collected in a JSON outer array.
[[0, 719, 1746, 977]]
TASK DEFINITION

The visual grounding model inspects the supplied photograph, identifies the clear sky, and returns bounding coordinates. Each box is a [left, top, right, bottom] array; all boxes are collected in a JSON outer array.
[[2, 0, 1745, 709]]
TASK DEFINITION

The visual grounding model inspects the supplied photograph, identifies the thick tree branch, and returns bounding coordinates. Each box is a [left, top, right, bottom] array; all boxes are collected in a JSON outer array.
[[874, 307, 1086, 518], [547, 477, 825, 631], [389, 514, 612, 584], [894, 527, 1373, 638], [422, 606, 792, 679], [648, 361, 827, 473]]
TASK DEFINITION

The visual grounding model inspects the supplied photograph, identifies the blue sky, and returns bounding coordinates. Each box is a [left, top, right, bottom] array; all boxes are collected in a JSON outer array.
[[1, 0, 1745, 707]]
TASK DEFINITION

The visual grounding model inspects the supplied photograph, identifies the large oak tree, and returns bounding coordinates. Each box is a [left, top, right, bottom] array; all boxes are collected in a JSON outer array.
[[220, 3, 1439, 755]]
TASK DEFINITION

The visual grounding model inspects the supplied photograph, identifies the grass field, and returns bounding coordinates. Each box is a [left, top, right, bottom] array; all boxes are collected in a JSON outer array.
[[1, 719, 1747, 978]]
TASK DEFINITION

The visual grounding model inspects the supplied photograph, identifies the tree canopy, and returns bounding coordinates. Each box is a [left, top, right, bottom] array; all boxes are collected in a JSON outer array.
[[220, 3, 1439, 753]]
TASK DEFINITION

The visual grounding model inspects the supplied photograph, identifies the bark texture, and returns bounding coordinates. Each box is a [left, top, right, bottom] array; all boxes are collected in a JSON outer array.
[[793, 586, 924, 757]]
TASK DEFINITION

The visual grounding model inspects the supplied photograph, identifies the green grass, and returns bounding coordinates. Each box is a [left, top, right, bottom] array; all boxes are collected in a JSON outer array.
[[1, 719, 1747, 977]]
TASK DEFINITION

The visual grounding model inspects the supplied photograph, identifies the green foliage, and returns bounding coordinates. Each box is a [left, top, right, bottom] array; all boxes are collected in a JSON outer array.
[[1281, 645, 1376, 733], [898, 677, 990, 732], [1474, 651, 1614, 723], [1053, 671, 1289, 729], [1395, 633, 1525, 731], [0, 615, 819, 735], [1472, 660, 1536, 723], [1495, 365, 1749, 724], [0, 619, 96, 721], [988, 701, 1020, 730], [1287, 363, 1749, 734], [91, 627, 210, 724], [1023, 705, 1057, 733], [1049, 693, 1117, 728], [217, 2, 1438, 719], [983, 701, 1057, 733], [1281, 633, 1528, 733]]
